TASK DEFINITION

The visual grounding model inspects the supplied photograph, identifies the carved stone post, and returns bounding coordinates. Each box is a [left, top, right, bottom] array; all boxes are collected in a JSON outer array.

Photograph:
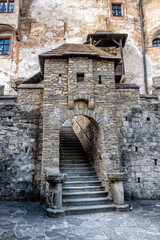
[[108, 173, 129, 211], [45, 171, 67, 217]]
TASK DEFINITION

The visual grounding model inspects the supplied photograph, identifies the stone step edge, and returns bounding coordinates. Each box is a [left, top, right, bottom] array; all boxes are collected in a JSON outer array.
[[63, 197, 111, 203], [63, 191, 108, 196], [63, 186, 104, 190]]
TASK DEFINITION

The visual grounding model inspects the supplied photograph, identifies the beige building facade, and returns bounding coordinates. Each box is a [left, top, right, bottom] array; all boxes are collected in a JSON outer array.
[[0, 0, 159, 94]]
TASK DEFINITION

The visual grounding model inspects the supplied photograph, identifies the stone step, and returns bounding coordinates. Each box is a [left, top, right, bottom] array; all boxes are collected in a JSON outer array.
[[63, 197, 112, 207], [62, 149, 85, 153], [63, 191, 108, 199], [60, 169, 95, 173], [65, 172, 96, 176], [62, 153, 86, 156], [60, 164, 91, 168], [63, 180, 102, 187], [64, 204, 117, 215], [67, 176, 99, 181], [62, 186, 105, 193], [60, 160, 89, 164], [61, 156, 88, 160]]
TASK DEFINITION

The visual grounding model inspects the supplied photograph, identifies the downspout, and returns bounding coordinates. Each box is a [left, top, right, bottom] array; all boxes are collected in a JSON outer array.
[[139, 0, 148, 94]]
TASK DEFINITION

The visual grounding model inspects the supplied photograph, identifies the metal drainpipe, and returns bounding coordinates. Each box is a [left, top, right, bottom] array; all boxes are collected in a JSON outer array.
[[139, 0, 148, 94]]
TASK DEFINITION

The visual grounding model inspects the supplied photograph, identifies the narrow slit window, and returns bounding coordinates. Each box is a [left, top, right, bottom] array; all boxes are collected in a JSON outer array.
[[98, 75, 102, 84], [58, 74, 62, 83], [77, 73, 84, 82]]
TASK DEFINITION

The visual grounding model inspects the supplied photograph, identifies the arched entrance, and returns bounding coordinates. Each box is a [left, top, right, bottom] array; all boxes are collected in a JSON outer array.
[[59, 115, 110, 212]]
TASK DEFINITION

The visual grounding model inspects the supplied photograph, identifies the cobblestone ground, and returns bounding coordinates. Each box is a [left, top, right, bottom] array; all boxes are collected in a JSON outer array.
[[0, 200, 160, 240]]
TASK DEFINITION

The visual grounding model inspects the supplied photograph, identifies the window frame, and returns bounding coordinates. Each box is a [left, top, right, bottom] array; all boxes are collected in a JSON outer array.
[[0, 36, 11, 56], [152, 38, 160, 48], [111, 2, 124, 18], [0, 0, 14, 13]]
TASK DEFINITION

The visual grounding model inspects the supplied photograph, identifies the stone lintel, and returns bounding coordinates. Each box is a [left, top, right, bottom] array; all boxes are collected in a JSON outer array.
[[17, 84, 44, 89], [116, 83, 139, 89], [140, 94, 158, 99], [108, 173, 126, 182]]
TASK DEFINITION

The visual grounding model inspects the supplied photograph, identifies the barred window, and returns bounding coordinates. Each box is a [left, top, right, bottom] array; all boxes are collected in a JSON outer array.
[[0, 38, 10, 55]]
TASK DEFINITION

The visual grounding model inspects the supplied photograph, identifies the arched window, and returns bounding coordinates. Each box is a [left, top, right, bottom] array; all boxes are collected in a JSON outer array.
[[152, 38, 160, 47]]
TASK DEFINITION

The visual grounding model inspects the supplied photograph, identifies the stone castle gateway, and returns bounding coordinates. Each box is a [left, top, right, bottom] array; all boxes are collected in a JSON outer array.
[[0, 40, 160, 216]]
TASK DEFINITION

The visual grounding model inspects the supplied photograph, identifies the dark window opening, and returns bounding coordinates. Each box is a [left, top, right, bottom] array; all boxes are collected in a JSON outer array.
[[0, 0, 14, 13], [58, 74, 62, 83], [5, 165, 7, 171], [77, 73, 84, 82], [25, 147, 29, 153], [112, 4, 122, 16], [98, 75, 102, 84], [147, 117, 150, 121], [135, 147, 138, 152], [138, 177, 140, 183], [125, 117, 128, 121], [152, 38, 160, 47], [154, 159, 158, 166], [0, 38, 10, 55]]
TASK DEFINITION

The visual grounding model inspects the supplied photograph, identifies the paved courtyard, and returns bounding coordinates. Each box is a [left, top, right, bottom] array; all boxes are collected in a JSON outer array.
[[0, 200, 160, 240]]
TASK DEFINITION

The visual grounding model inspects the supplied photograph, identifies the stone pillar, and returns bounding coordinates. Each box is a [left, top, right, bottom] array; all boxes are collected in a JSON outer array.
[[45, 170, 67, 217], [108, 173, 129, 211]]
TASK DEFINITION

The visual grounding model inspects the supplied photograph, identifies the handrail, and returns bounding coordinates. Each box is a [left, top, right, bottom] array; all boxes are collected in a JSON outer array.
[[73, 119, 102, 160]]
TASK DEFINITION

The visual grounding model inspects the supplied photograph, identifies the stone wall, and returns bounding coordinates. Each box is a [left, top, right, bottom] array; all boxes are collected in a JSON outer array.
[[0, 86, 43, 200], [117, 84, 160, 199]]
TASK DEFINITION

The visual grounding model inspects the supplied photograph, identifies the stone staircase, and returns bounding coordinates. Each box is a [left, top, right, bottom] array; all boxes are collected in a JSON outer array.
[[60, 126, 117, 215]]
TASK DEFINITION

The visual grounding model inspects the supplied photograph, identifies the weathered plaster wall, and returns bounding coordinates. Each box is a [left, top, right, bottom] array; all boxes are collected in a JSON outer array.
[[143, 0, 160, 92], [3, 0, 146, 94], [0, 0, 21, 94]]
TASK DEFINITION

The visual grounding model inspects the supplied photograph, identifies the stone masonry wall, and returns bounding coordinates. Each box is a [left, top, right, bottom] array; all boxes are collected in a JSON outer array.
[[0, 86, 43, 200], [117, 84, 160, 199]]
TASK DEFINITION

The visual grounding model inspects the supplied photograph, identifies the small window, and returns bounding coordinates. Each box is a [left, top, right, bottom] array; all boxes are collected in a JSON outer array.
[[77, 73, 84, 82], [0, 38, 10, 55], [0, 1, 7, 12], [8, 1, 14, 12], [0, 0, 14, 13], [112, 4, 122, 16], [152, 38, 160, 47], [98, 75, 102, 84]]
